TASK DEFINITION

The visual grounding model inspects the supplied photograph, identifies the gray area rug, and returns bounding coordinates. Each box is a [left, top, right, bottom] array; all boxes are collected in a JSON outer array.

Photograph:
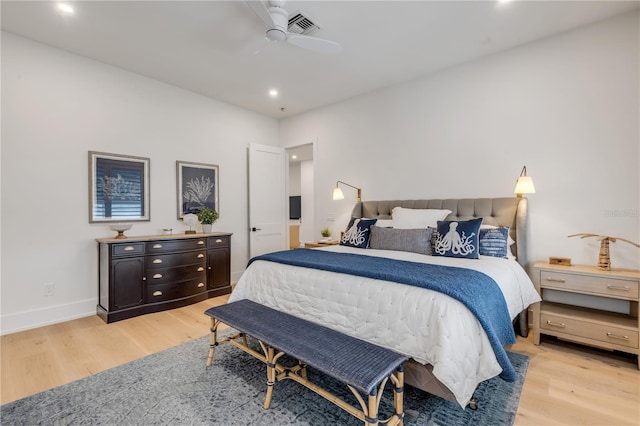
[[2, 330, 529, 425]]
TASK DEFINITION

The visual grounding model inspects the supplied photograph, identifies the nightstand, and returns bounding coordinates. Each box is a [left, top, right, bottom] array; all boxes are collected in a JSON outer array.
[[532, 261, 639, 368], [304, 240, 339, 248]]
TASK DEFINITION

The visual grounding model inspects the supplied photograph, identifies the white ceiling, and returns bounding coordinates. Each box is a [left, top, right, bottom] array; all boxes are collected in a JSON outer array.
[[2, 1, 637, 119]]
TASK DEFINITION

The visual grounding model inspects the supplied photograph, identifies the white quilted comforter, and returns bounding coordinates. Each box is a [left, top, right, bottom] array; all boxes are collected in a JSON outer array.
[[230, 245, 540, 407]]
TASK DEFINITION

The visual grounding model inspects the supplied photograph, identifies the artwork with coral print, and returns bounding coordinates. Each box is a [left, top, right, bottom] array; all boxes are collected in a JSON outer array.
[[433, 218, 483, 259], [177, 161, 219, 219]]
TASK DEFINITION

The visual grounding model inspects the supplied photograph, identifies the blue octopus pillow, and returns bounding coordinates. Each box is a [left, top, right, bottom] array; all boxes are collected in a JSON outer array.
[[433, 217, 483, 259], [340, 218, 378, 249]]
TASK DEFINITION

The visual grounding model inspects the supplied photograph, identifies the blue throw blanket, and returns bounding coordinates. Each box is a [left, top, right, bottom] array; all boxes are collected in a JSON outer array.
[[248, 248, 517, 381]]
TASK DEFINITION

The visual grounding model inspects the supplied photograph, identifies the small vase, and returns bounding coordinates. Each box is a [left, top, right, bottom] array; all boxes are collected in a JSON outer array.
[[202, 224, 213, 233]]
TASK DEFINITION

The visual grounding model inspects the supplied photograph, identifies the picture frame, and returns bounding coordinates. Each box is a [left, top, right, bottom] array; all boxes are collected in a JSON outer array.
[[88, 151, 150, 223], [177, 161, 219, 219]]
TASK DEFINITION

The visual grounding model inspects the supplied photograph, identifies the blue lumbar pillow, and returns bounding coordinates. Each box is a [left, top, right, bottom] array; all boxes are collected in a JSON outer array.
[[433, 217, 483, 259], [340, 218, 378, 249]]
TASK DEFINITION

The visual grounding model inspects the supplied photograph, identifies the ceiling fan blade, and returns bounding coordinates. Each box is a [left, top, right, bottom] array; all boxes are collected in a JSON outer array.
[[246, 1, 275, 28], [286, 33, 343, 54]]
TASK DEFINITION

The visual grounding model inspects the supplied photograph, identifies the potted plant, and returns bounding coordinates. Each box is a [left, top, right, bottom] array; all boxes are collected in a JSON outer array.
[[320, 227, 332, 241], [197, 207, 219, 233]]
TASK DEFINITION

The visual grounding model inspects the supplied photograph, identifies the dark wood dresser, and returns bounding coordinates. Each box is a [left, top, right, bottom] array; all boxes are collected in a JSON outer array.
[[97, 232, 232, 323]]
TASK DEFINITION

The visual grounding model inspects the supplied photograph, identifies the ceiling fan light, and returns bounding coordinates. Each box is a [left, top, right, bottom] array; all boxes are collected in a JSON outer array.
[[266, 28, 287, 42]]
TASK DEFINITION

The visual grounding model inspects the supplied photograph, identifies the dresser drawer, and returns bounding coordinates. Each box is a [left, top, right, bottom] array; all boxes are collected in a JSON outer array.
[[147, 239, 207, 253], [539, 270, 639, 300], [112, 243, 145, 257], [146, 250, 206, 268], [541, 312, 639, 349], [208, 235, 230, 248], [146, 264, 206, 284], [147, 279, 207, 302]]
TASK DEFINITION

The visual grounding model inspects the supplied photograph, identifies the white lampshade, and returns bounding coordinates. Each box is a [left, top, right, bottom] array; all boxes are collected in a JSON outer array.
[[332, 187, 345, 200], [514, 176, 536, 196]]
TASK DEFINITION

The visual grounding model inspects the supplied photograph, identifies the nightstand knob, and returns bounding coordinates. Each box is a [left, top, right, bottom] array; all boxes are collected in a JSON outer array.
[[606, 285, 629, 291], [606, 332, 629, 340], [546, 320, 565, 328]]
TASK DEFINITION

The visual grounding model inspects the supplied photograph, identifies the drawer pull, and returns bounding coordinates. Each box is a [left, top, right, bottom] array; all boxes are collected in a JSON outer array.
[[153, 273, 163, 279], [198, 240, 205, 245], [215, 239, 223, 243], [545, 277, 566, 283], [606, 332, 629, 340], [607, 285, 629, 291], [124, 246, 135, 251], [197, 267, 205, 272], [197, 282, 205, 288], [153, 244, 163, 249], [546, 320, 566, 328], [153, 291, 163, 296], [153, 259, 163, 264], [197, 254, 205, 258]]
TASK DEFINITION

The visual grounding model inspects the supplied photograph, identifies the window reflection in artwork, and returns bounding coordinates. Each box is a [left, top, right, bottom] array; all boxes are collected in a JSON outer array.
[[89, 152, 150, 223]]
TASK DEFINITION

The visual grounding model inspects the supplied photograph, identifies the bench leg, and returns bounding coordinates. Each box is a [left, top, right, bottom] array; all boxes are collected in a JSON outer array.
[[206, 318, 221, 367], [366, 392, 379, 426], [394, 368, 405, 426], [263, 345, 276, 409]]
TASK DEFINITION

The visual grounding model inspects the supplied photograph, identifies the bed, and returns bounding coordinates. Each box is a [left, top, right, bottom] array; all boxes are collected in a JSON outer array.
[[230, 198, 540, 408]]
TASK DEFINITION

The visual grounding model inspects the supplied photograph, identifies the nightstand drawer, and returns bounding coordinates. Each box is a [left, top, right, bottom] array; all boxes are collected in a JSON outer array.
[[540, 270, 639, 300], [541, 312, 639, 349]]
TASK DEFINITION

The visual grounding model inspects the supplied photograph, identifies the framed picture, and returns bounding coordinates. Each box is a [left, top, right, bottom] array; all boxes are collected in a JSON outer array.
[[177, 161, 219, 219], [88, 151, 150, 223]]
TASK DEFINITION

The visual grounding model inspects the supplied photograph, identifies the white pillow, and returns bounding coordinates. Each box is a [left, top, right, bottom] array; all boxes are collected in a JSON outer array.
[[391, 207, 452, 229], [374, 219, 393, 228]]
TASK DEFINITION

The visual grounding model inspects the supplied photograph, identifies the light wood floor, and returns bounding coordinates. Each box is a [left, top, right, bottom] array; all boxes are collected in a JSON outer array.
[[1, 296, 639, 425]]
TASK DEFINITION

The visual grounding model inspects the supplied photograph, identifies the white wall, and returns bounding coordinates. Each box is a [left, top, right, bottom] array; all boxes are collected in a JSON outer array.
[[288, 163, 301, 196], [300, 160, 315, 243], [1, 33, 279, 334], [280, 12, 640, 270]]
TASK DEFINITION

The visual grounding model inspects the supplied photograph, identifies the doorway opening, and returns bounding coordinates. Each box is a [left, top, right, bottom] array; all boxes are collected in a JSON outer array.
[[286, 143, 315, 249]]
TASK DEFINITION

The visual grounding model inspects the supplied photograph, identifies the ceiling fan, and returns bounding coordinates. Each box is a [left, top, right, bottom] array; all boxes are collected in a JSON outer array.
[[247, 0, 343, 54]]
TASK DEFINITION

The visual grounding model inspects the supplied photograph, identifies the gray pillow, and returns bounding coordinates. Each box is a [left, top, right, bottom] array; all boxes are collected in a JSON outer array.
[[369, 226, 433, 255]]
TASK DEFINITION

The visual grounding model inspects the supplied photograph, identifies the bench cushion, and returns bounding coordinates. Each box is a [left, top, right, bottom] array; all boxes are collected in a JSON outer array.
[[205, 299, 407, 394]]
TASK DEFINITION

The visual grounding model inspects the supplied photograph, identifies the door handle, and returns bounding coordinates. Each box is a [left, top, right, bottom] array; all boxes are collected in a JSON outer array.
[[251, 227, 262, 232]]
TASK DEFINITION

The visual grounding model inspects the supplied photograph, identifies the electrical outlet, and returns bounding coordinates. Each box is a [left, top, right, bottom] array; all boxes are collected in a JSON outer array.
[[44, 282, 55, 296]]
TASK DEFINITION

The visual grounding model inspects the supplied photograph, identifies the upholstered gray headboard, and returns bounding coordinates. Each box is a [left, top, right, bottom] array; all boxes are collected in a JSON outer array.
[[349, 198, 529, 268]]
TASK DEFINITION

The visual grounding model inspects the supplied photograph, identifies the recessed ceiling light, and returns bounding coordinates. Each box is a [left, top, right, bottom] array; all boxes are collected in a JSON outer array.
[[57, 3, 75, 15], [269, 89, 278, 97], [292, 155, 297, 159]]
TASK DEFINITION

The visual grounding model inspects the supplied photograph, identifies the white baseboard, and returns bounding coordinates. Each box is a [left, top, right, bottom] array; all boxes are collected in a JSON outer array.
[[1, 298, 97, 336]]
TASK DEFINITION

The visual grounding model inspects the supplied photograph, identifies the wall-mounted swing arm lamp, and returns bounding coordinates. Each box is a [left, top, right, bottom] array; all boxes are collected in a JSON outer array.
[[514, 165, 536, 198], [333, 180, 362, 202]]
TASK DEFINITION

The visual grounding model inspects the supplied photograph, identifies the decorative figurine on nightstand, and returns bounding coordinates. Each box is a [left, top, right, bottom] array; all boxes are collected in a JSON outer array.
[[568, 233, 640, 270]]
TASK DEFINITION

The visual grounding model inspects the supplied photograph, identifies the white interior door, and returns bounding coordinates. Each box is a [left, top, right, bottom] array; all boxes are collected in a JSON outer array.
[[248, 143, 287, 258]]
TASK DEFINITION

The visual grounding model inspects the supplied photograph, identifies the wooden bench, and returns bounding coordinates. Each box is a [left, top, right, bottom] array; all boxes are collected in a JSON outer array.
[[204, 299, 407, 426]]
